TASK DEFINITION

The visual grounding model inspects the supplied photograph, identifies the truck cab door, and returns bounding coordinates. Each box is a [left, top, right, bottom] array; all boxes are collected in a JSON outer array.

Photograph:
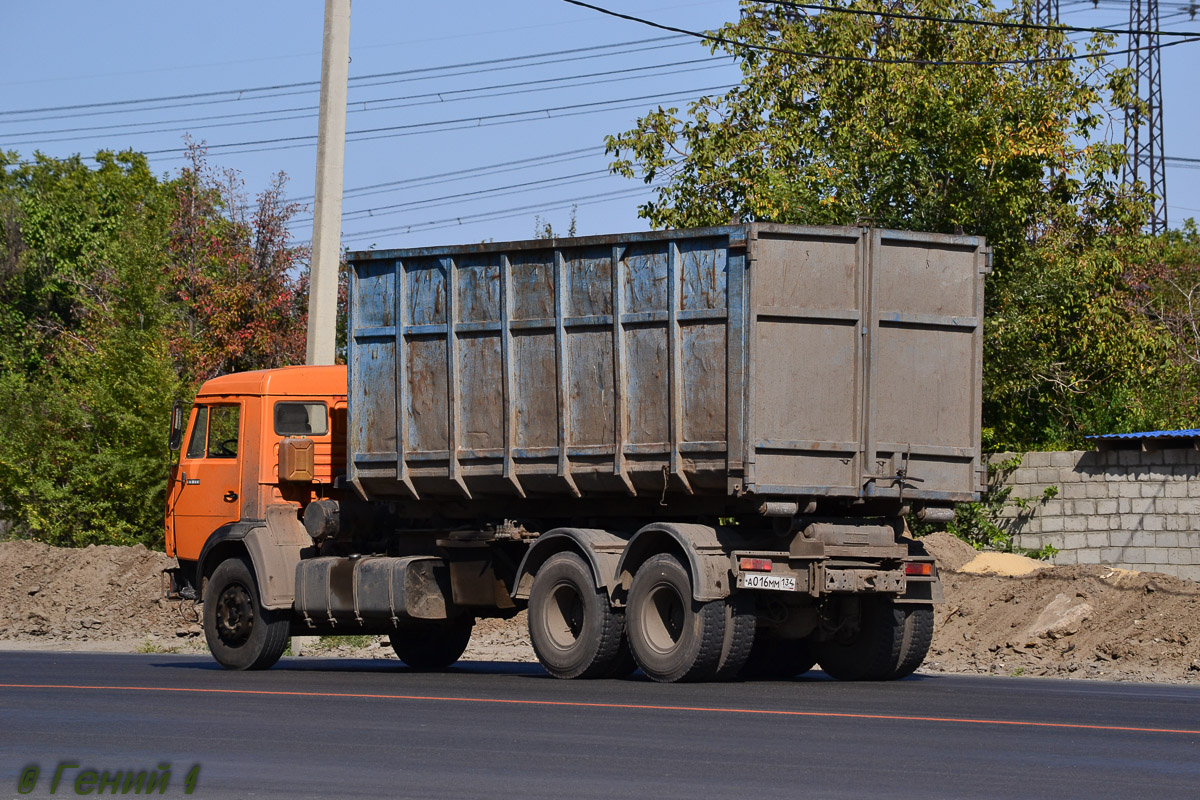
[[168, 401, 244, 561]]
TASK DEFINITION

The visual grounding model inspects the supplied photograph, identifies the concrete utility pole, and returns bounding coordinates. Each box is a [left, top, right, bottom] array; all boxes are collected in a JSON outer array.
[[306, 0, 351, 366]]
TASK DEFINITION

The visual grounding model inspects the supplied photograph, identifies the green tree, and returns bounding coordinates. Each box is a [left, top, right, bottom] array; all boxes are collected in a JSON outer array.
[[1122, 220, 1200, 426], [166, 142, 310, 386], [0, 149, 180, 546], [608, 0, 1165, 447], [0, 144, 311, 548]]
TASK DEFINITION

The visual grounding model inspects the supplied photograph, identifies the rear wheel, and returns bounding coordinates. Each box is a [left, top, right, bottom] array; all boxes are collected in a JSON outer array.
[[815, 597, 931, 681], [715, 593, 757, 681], [203, 557, 290, 671], [626, 553, 725, 683], [739, 634, 817, 680], [528, 552, 628, 679], [389, 616, 474, 670], [892, 604, 934, 679]]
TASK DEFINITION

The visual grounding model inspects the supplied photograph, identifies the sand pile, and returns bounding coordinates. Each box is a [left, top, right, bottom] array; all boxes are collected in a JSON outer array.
[[959, 552, 1045, 577]]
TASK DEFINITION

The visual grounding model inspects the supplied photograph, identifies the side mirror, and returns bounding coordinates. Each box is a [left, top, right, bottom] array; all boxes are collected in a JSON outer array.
[[168, 400, 186, 452]]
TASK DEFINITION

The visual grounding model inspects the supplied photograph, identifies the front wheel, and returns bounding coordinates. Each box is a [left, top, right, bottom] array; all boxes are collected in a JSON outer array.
[[626, 553, 725, 683], [203, 557, 290, 670]]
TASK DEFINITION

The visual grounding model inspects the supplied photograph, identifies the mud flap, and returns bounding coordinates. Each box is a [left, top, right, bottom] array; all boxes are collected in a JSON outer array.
[[244, 504, 309, 610]]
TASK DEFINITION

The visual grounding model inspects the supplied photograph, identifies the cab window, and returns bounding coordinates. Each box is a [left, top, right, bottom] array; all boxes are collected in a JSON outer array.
[[185, 407, 209, 459], [184, 404, 240, 459], [274, 402, 328, 436]]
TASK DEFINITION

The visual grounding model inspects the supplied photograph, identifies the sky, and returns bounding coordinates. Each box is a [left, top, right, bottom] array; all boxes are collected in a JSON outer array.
[[2, 0, 1198, 254]]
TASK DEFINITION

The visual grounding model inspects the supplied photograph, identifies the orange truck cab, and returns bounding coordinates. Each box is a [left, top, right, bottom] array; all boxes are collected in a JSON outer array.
[[167, 365, 347, 563], [165, 365, 347, 667]]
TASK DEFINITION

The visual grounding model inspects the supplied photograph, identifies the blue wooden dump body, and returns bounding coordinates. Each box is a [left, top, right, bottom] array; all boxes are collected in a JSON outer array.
[[345, 223, 986, 512]]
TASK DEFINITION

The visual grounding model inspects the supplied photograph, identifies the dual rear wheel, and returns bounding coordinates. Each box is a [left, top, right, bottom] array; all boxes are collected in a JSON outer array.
[[529, 552, 754, 683], [527, 552, 635, 679], [527, 550, 933, 682], [814, 597, 934, 681]]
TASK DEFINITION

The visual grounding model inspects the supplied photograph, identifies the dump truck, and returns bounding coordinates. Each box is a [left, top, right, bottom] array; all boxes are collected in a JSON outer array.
[[165, 222, 986, 682]]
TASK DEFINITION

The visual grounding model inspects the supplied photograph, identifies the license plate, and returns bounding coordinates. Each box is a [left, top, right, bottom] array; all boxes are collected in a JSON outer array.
[[738, 572, 797, 592]]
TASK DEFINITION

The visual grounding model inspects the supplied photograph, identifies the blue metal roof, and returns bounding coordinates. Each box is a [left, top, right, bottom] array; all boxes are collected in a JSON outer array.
[[1086, 429, 1200, 441]]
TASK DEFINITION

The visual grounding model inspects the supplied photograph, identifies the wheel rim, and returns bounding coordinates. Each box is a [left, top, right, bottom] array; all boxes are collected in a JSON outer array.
[[641, 582, 685, 655], [544, 580, 585, 649], [214, 581, 254, 647]]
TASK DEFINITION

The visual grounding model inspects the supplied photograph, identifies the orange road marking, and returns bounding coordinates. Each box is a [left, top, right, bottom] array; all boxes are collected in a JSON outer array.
[[2, 682, 1198, 736]]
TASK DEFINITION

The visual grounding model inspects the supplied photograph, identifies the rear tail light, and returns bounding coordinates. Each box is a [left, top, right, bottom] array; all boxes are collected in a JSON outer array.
[[739, 557, 773, 572], [905, 562, 933, 576]]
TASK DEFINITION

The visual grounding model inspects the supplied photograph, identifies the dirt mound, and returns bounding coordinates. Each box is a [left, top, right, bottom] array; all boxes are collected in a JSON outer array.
[[927, 564, 1200, 683], [0, 540, 201, 649]]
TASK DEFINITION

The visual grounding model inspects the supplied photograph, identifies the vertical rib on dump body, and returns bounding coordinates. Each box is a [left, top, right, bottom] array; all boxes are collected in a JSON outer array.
[[346, 223, 986, 510]]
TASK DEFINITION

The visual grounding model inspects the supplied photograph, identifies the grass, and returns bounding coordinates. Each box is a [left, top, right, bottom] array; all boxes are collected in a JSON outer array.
[[297, 634, 380, 653]]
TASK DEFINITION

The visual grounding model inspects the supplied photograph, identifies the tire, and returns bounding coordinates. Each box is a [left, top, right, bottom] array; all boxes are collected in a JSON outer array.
[[203, 557, 290, 671], [815, 597, 930, 681], [603, 638, 639, 679], [739, 634, 818, 680], [714, 593, 757, 681], [626, 553, 725, 683], [528, 552, 629, 679], [389, 616, 474, 670], [892, 604, 934, 679]]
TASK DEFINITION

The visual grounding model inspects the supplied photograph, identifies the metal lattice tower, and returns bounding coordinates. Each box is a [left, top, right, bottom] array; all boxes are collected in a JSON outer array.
[[1125, 0, 1168, 234], [1033, 0, 1060, 55], [1034, 0, 1060, 20]]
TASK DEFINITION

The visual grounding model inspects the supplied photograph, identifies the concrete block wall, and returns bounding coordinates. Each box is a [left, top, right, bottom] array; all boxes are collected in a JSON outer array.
[[999, 449, 1200, 582]]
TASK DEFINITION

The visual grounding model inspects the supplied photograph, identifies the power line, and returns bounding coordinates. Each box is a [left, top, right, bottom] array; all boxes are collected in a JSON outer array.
[[561, 0, 1200, 66], [131, 86, 734, 158], [336, 185, 656, 242], [0, 12, 674, 90], [313, 150, 1200, 217], [292, 147, 604, 203], [0, 39, 695, 128], [296, 170, 616, 226], [0, 35, 686, 118], [0, 40, 695, 126], [764, 1, 1200, 38], [1090, 0, 1199, 8], [0, 58, 732, 145], [2, 57, 726, 137], [196, 95, 726, 161], [1165, 156, 1200, 168]]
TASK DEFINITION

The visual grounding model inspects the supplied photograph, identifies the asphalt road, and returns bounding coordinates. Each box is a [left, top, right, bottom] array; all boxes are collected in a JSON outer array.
[[2, 652, 1198, 800]]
